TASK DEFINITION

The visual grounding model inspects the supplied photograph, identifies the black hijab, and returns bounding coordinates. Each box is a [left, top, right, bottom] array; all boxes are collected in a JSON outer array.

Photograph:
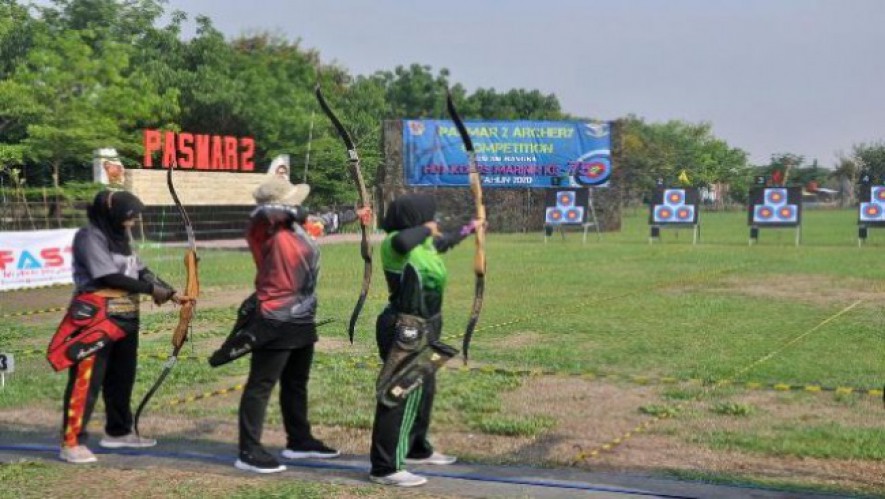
[[87, 190, 144, 255], [381, 194, 436, 232]]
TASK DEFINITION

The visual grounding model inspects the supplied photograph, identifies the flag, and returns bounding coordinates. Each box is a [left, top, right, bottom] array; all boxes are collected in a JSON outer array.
[[678, 170, 690, 185]]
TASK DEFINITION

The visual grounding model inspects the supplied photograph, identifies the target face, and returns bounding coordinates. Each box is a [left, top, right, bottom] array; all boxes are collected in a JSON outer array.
[[860, 202, 885, 221], [565, 209, 581, 221], [676, 206, 694, 221], [654, 206, 674, 222], [664, 189, 685, 206], [755, 206, 774, 221], [874, 186, 885, 202], [776, 205, 797, 222], [765, 188, 787, 205], [558, 192, 576, 207]]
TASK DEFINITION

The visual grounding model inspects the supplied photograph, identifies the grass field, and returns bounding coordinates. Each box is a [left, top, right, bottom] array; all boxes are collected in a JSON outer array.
[[1, 208, 883, 497]]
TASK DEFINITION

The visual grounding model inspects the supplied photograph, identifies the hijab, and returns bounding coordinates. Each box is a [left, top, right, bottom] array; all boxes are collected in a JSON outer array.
[[86, 190, 144, 255], [381, 194, 436, 232]]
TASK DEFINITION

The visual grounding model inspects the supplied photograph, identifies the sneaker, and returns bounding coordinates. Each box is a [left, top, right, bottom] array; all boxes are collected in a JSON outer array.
[[280, 439, 341, 460], [59, 445, 97, 464], [235, 450, 287, 474], [369, 470, 427, 487], [404, 451, 457, 465], [99, 433, 157, 449]]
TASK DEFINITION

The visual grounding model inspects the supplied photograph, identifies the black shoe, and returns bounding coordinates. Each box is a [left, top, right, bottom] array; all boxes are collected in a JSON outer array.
[[281, 439, 340, 459], [235, 449, 286, 473]]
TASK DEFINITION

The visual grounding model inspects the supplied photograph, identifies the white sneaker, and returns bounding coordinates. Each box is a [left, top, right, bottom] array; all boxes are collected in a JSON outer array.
[[234, 458, 287, 474], [99, 433, 157, 449], [404, 451, 457, 465], [280, 447, 341, 460], [369, 470, 428, 487], [59, 445, 97, 464]]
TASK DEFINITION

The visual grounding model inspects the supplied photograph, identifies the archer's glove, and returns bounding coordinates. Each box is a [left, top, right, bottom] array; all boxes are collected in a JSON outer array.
[[151, 285, 176, 306], [460, 219, 484, 237]]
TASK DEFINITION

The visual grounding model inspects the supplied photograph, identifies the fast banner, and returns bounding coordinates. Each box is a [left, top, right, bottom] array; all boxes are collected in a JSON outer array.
[[403, 120, 612, 188], [0, 229, 76, 291]]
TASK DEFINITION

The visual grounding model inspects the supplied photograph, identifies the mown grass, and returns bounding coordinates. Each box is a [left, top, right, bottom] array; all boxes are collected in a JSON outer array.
[[0, 208, 882, 493], [701, 423, 885, 460], [0, 460, 389, 499]]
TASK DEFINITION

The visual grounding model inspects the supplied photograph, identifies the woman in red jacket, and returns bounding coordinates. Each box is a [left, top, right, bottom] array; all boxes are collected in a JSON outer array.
[[234, 177, 339, 473]]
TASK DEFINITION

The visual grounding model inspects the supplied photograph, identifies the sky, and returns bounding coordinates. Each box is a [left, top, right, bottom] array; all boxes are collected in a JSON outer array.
[[164, 0, 885, 166]]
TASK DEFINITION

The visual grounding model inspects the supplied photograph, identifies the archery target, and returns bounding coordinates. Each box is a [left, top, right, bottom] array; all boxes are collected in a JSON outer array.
[[765, 188, 787, 205], [654, 206, 674, 222], [545, 208, 564, 224], [754, 205, 775, 221], [776, 205, 797, 222], [665, 189, 685, 206], [748, 187, 801, 226], [859, 186, 885, 224], [860, 202, 885, 221], [676, 206, 695, 221], [544, 188, 587, 225], [649, 188, 698, 225]]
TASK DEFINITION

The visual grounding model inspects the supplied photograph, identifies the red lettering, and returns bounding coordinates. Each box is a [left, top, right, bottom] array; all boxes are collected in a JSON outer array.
[[210, 136, 224, 170], [178, 133, 194, 168], [40, 248, 63, 268], [162, 131, 177, 168], [224, 136, 238, 170], [0, 250, 13, 270], [143, 129, 161, 167], [143, 130, 258, 171], [240, 137, 255, 171], [195, 134, 210, 170]]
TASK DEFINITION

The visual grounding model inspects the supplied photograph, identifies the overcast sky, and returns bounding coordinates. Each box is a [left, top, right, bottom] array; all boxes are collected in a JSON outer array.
[[165, 0, 884, 166]]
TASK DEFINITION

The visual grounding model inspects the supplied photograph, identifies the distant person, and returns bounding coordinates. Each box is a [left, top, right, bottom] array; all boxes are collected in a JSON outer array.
[[369, 193, 480, 487], [53, 190, 183, 464]]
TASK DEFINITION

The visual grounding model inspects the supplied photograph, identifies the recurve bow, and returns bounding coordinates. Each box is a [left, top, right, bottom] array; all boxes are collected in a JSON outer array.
[[134, 161, 199, 435], [446, 89, 487, 363], [315, 84, 373, 344]]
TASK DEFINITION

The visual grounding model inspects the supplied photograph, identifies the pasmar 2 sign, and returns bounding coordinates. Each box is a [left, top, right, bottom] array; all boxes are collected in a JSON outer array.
[[403, 120, 612, 188]]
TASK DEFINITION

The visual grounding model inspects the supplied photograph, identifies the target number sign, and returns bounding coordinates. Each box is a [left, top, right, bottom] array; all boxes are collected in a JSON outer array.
[[0, 353, 13, 373]]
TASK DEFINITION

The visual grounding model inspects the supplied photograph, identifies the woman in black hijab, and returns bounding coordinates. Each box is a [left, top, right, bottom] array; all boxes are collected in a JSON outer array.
[[55, 190, 181, 464], [369, 193, 479, 487]]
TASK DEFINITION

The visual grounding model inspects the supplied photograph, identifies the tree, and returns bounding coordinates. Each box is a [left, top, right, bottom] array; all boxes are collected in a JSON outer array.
[[831, 154, 859, 207], [617, 115, 749, 205]]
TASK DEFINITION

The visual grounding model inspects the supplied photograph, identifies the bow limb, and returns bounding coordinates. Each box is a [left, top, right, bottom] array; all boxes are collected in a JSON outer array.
[[134, 161, 199, 436], [315, 84, 373, 344], [446, 89, 487, 363]]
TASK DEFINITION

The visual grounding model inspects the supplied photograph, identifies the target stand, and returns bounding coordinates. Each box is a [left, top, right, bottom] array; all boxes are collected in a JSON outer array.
[[648, 188, 700, 245], [543, 188, 600, 244], [747, 186, 802, 246]]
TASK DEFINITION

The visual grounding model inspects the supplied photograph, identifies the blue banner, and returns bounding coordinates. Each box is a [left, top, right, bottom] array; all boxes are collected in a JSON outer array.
[[402, 120, 612, 188]]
